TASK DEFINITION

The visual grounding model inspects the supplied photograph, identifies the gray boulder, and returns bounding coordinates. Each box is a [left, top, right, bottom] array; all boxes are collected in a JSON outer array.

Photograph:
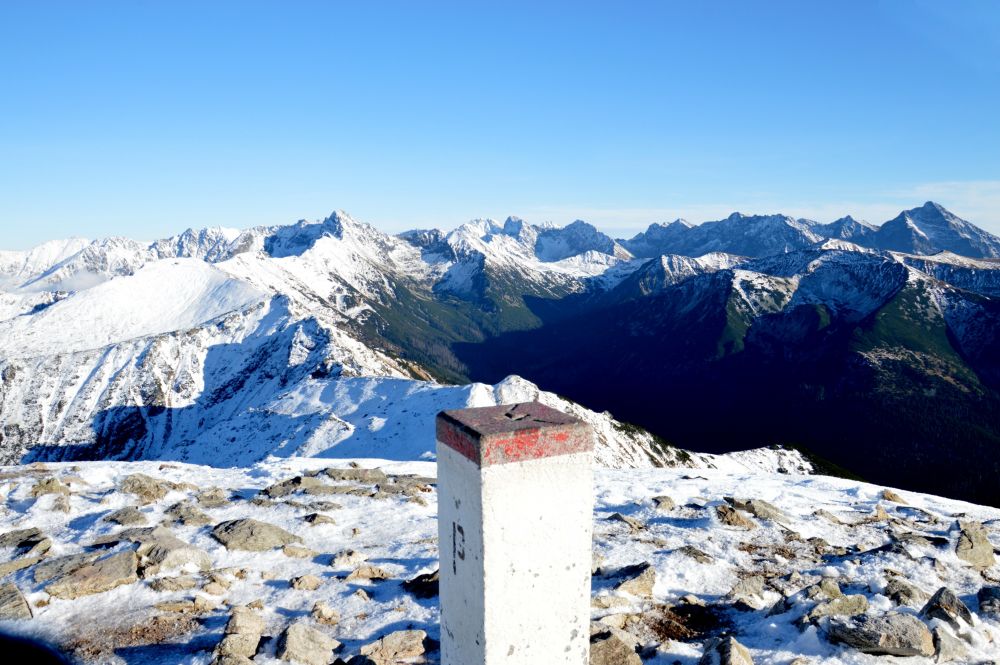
[[103, 507, 147, 526], [882, 577, 931, 608], [590, 632, 641, 665], [120, 473, 177, 505], [323, 467, 387, 483], [920, 587, 973, 630], [211, 519, 302, 551], [359, 629, 427, 664], [699, 636, 754, 665], [33, 551, 101, 583], [277, 622, 339, 665], [806, 594, 869, 622], [46, 550, 138, 599], [826, 613, 934, 657], [613, 562, 656, 599], [955, 520, 996, 570], [164, 501, 212, 526], [717, 505, 756, 530], [651, 495, 675, 511]]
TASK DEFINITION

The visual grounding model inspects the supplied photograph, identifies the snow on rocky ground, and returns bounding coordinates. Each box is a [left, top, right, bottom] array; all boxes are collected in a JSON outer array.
[[0, 459, 998, 664]]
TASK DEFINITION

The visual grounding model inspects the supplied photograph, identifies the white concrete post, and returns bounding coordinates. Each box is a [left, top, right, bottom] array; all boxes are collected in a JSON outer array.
[[436, 401, 594, 665]]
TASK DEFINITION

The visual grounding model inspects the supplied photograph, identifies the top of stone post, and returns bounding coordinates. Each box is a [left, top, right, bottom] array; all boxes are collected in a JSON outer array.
[[436, 402, 593, 467]]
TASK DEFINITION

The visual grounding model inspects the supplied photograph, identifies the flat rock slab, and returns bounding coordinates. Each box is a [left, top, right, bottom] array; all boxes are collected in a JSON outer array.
[[591, 633, 642, 665], [277, 622, 339, 665], [211, 519, 302, 551], [0, 582, 32, 620], [827, 613, 934, 657], [103, 507, 147, 526], [955, 520, 996, 570], [46, 550, 138, 599], [33, 551, 101, 583], [359, 629, 427, 664], [0, 527, 42, 548]]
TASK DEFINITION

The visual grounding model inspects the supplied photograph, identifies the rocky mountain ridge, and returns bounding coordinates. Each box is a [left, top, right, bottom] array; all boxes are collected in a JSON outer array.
[[2, 204, 999, 505]]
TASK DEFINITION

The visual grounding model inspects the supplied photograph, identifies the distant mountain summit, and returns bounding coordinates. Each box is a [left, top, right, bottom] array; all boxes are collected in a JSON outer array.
[[620, 201, 1000, 259], [873, 201, 1000, 257]]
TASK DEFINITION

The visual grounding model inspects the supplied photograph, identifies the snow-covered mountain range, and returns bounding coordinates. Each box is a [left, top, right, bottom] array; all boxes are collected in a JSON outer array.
[[1, 202, 999, 505]]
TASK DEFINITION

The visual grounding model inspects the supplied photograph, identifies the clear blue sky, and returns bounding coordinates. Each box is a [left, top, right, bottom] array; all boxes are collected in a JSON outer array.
[[2, 1, 999, 248]]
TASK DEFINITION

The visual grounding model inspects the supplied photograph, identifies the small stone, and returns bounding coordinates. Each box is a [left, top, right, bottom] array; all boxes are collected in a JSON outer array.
[[324, 467, 387, 483], [30, 477, 70, 497], [0, 582, 32, 620], [277, 622, 339, 665], [880, 489, 907, 504], [303, 512, 337, 526], [676, 545, 713, 564], [193, 595, 219, 613], [717, 505, 756, 530], [735, 498, 788, 523], [290, 574, 323, 590], [202, 582, 227, 596], [155, 600, 196, 613], [332, 549, 366, 569], [826, 613, 934, 657], [359, 629, 427, 664], [104, 507, 147, 526], [607, 512, 645, 532], [933, 625, 968, 662], [197, 487, 230, 508], [312, 600, 341, 625], [353, 588, 370, 602], [651, 495, 675, 511], [882, 577, 931, 608], [263, 476, 328, 498], [225, 607, 265, 635], [149, 575, 199, 592], [120, 473, 175, 505], [46, 550, 138, 599], [211, 519, 302, 551], [402, 569, 439, 599], [699, 636, 754, 665], [215, 633, 260, 659], [955, 520, 996, 570], [590, 632, 641, 665], [347, 564, 391, 581], [613, 563, 656, 599], [920, 587, 973, 630], [282, 544, 318, 558], [730, 576, 766, 608], [806, 594, 869, 622], [811, 510, 842, 525], [978, 586, 1000, 616], [164, 501, 212, 527], [308, 500, 342, 511]]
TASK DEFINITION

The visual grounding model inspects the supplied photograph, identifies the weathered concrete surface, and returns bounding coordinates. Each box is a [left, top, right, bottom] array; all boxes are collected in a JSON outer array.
[[437, 401, 593, 467], [437, 402, 594, 665]]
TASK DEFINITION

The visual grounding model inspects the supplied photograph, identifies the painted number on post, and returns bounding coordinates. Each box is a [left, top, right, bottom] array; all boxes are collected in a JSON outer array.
[[452, 521, 465, 574]]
